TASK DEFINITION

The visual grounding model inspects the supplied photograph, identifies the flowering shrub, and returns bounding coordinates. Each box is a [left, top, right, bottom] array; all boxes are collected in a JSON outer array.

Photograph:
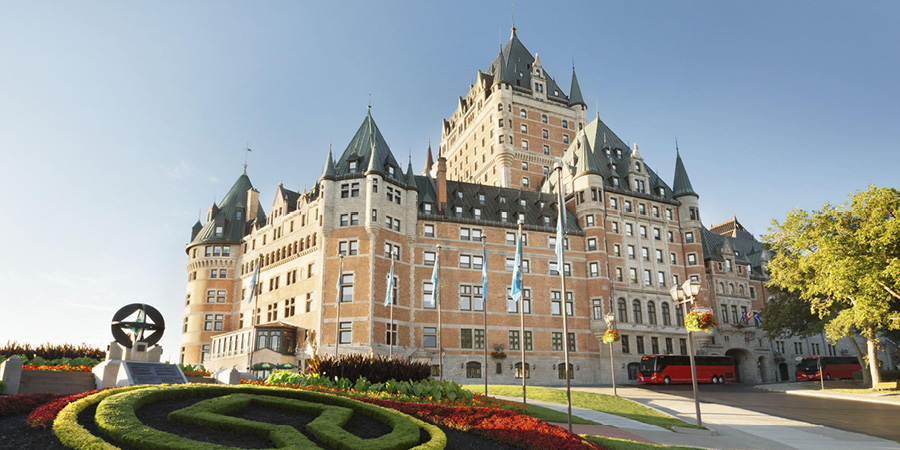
[[305, 354, 431, 383], [23, 364, 94, 372], [602, 329, 620, 344], [363, 398, 601, 450], [685, 310, 717, 332], [0, 341, 104, 361], [26, 389, 107, 429], [241, 378, 523, 412], [0, 392, 63, 417], [179, 363, 212, 377]]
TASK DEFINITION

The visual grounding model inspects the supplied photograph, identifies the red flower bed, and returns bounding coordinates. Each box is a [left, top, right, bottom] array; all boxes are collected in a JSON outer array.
[[0, 392, 63, 417], [23, 364, 93, 372], [183, 371, 211, 377], [363, 398, 602, 450], [26, 389, 107, 429]]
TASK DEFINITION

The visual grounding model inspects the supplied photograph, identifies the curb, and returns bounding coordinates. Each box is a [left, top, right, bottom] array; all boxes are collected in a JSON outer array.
[[754, 385, 900, 407], [672, 426, 718, 436]]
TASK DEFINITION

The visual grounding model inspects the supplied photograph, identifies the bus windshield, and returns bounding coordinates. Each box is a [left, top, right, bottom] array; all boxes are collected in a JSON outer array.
[[639, 356, 656, 374], [798, 358, 819, 373]]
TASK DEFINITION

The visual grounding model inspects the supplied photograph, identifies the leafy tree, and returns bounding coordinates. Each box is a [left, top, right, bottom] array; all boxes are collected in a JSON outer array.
[[760, 288, 830, 339], [764, 186, 900, 387]]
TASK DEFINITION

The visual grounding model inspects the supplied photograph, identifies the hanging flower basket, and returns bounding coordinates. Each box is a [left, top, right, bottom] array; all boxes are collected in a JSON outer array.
[[685, 310, 717, 333], [602, 329, 620, 344], [491, 351, 507, 359]]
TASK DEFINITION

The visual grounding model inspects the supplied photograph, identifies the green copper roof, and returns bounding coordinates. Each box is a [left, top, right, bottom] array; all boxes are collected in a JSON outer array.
[[405, 159, 417, 190], [673, 151, 698, 198], [322, 149, 336, 180], [334, 110, 404, 185], [569, 69, 585, 107], [486, 30, 568, 102], [190, 171, 266, 247]]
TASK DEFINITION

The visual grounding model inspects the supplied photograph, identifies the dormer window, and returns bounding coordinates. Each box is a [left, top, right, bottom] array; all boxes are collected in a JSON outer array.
[[457, 191, 464, 199], [616, 149, 623, 158], [635, 162, 641, 172], [349, 161, 358, 171], [499, 197, 507, 204], [215, 225, 224, 237], [474, 208, 482, 220], [612, 177, 619, 187], [423, 203, 433, 214], [388, 166, 395, 177], [539, 201, 546, 209], [455, 206, 463, 216], [235, 211, 243, 222], [605, 149, 611, 157], [478, 194, 485, 204], [611, 163, 618, 172], [519, 199, 527, 208]]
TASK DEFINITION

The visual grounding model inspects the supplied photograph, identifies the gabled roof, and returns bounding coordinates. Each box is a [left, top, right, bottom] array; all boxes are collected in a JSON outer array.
[[710, 216, 753, 240], [673, 151, 698, 198], [334, 110, 405, 185], [486, 29, 568, 102], [190, 170, 266, 246], [701, 225, 771, 278], [276, 184, 300, 212]]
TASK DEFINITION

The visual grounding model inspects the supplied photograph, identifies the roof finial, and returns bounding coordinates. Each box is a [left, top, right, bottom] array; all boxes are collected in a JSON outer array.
[[510, 4, 516, 39], [243, 144, 252, 173], [675, 134, 680, 155], [367, 91, 371, 110]]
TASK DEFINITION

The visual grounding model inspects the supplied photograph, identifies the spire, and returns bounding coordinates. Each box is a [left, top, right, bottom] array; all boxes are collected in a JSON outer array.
[[422, 140, 434, 176], [673, 150, 698, 198], [405, 156, 418, 190], [533, 52, 542, 68], [569, 68, 586, 107], [322, 146, 336, 180], [510, 5, 516, 39]]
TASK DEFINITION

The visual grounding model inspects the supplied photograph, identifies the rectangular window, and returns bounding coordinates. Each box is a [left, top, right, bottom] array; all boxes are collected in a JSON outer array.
[[551, 332, 563, 351], [621, 335, 631, 354], [423, 281, 435, 308], [460, 328, 473, 349], [424, 224, 435, 237], [508, 330, 520, 350], [474, 329, 484, 349], [588, 238, 597, 251], [424, 251, 435, 266], [423, 327, 437, 347], [636, 336, 645, 354], [460, 227, 470, 240], [685, 232, 694, 243], [340, 273, 354, 302], [339, 322, 352, 344]]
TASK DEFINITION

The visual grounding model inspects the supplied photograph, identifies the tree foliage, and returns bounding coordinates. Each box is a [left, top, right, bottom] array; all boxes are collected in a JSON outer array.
[[764, 186, 900, 385], [760, 287, 830, 340]]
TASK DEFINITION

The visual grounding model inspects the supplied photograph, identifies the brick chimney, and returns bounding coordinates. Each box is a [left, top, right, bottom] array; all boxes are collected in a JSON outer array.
[[246, 188, 259, 223], [436, 156, 448, 212]]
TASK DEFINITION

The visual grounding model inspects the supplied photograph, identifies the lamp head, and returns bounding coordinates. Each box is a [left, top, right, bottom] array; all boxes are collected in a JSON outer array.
[[683, 279, 701, 297], [669, 285, 685, 302]]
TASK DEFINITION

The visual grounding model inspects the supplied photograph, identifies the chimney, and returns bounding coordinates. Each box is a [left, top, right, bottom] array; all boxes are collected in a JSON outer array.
[[246, 188, 259, 223], [437, 156, 448, 212]]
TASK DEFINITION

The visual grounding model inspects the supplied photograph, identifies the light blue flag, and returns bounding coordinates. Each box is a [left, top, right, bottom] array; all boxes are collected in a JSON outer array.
[[384, 259, 395, 306], [335, 257, 343, 305], [555, 181, 566, 264], [511, 233, 523, 304], [247, 263, 260, 303], [429, 252, 439, 307], [481, 244, 488, 308]]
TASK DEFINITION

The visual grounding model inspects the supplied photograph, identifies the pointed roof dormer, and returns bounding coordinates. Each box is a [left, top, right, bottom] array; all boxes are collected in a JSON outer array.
[[190, 170, 266, 247], [485, 28, 568, 102], [405, 158, 418, 191], [569, 68, 586, 108], [322, 148, 337, 180], [673, 150, 698, 198]]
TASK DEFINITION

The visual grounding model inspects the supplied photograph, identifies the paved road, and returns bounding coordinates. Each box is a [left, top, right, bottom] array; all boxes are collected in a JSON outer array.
[[641, 383, 900, 443]]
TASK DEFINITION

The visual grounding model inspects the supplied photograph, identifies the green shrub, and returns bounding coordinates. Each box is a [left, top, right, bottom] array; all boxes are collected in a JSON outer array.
[[853, 369, 900, 382], [58, 384, 445, 450], [305, 354, 430, 383], [265, 373, 474, 403], [0, 341, 104, 361], [0, 380, 6, 394]]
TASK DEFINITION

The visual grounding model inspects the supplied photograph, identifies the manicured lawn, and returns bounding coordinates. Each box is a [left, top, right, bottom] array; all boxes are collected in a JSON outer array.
[[583, 435, 704, 450], [517, 403, 599, 425], [463, 385, 703, 430]]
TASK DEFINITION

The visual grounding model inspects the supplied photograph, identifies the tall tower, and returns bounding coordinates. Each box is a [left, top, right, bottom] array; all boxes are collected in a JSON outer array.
[[181, 170, 265, 365], [439, 26, 582, 189], [672, 150, 708, 308]]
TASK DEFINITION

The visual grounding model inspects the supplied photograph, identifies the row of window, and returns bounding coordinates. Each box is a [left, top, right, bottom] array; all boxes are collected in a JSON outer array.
[[615, 298, 684, 326], [619, 335, 687, 356], [240, 233, 318, 275], [241, 263, 317, 300]]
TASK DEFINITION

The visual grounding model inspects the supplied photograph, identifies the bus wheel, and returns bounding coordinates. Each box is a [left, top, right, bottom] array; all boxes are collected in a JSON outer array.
[[664, 376, 671, 385], [825, 374, 832, 381], [719, 376, 725, 384], [711, 376, 718, 384]]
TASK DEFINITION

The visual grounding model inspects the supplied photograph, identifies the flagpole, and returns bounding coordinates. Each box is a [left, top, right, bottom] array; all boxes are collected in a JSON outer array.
[[436, 245, 443, 381], [516, 219, 527, 406], [248, 256, 261, 372], [335, 254, 343, 358], [389, 299, 394, 358], [555, 163, 574, 432], [482, 236, 489, 396]]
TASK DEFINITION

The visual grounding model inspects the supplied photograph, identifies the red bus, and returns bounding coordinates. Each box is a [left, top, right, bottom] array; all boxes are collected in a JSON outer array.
[[637, 355, 736, 385], [795, 356, 861, 381]]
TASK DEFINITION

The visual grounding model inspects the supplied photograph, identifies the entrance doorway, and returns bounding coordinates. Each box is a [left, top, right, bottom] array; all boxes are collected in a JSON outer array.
[[725, 348, 757, 383], [779, 362, 790, 381]]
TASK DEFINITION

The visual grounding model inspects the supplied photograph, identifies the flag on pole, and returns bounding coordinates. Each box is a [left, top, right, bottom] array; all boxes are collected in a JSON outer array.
[[555, 180, 566, 263], [247, 264, 260, 303], [429, 254, 438, 308], [744, 309, 754, 323], [335, 257, 344, 305], [481, 244, 488, 308], [384, 259, 395, 306], [754, 312, 763, 325], [511, 232, 523, 304]]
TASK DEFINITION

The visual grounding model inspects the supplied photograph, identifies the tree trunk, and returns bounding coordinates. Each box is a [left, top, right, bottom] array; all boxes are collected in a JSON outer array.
[[866, 326, 882, 388], [848, 336, 872, 386]]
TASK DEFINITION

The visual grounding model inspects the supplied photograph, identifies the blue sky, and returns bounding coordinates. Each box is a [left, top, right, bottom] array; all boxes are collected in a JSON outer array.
[[1, 1, 898, 358]]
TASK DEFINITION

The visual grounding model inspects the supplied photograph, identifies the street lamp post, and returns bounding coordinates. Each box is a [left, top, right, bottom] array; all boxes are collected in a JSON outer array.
[[604, 309, 617, 397], [669, 279, 703, 427]]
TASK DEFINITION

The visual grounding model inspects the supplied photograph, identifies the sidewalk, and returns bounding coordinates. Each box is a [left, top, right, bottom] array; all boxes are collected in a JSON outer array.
[[755, 382, 900, 407], [564, 386, 900, 450]]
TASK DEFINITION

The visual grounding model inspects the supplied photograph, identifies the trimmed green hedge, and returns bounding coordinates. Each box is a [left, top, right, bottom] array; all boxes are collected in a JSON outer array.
[[53, 384, 445, 450]]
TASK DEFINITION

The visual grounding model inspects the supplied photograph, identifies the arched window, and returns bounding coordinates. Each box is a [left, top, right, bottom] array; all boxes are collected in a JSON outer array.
[[632, 300, 643, 324], [739, 285, 745, 296], [728, 284, 734, 294], [466, 361, 482, 378], [647, 301, 657, 325], [557, 363, 574, 380], [514, 362, 530, 379], [717, 282, 724, 293], [661, 302, 671, 326], [617, 299, 628, 323]]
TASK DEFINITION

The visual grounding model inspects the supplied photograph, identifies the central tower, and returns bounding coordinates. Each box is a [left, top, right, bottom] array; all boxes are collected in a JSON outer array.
[[439, 26, 587, 189]]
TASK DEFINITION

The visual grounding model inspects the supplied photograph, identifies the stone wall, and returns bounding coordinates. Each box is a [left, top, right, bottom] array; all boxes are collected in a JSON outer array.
[[18, 370, 95, 395]]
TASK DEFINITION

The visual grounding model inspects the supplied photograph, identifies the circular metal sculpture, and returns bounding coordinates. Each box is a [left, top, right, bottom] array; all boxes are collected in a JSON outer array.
[[111, 303, 166, 348]]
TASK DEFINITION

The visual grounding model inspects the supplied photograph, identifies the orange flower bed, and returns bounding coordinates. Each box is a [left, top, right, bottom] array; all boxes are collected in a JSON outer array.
[[23, 364, 93, 372]]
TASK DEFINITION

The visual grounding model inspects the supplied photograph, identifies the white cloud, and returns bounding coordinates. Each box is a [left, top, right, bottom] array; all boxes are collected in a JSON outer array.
[[160, 161, 190, 179]]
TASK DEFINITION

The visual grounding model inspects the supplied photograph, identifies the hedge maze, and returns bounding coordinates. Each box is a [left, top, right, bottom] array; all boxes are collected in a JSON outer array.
[[53, 384, 446, 450]]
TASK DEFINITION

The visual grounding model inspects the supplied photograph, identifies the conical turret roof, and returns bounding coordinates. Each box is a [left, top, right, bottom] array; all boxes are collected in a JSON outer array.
[[334, 110, 404, 184], [190, 171, 266, 246], [322, 148, 337, 180], [673, 151, 698, 198], [569, 69, 585, 107], [485, 30, 568, 102]]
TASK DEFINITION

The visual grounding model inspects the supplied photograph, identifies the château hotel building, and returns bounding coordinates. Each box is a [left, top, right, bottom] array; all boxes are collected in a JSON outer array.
[[180, 26, 853, 385]]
